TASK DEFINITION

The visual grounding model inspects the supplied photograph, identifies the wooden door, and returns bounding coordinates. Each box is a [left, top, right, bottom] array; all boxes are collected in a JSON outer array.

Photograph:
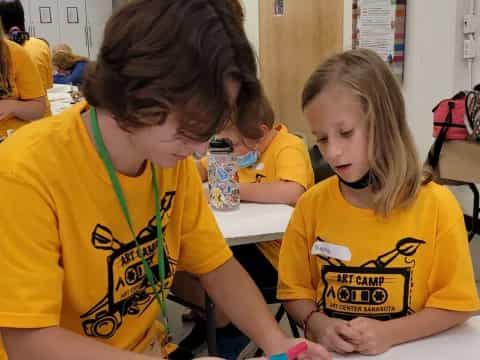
[[259, 0, 344, 144]]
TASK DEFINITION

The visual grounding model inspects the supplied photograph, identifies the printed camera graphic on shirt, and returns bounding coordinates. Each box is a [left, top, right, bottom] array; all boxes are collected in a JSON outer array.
[[337, 286, 388, 305], [81, 217, 173, 339], [321, 266, 411, 321]]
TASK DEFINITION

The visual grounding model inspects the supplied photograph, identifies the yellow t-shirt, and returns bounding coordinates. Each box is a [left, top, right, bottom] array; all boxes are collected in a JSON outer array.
[[23, 37, 53, 115], [0, 40, 45, 137], [0, 102, 232, 359], [201, 124, 314, 268], [278, 176, 480, 320]]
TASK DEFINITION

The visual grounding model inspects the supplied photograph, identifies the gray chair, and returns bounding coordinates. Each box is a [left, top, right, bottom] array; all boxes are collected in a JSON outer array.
[[309, 144, 335, 183]]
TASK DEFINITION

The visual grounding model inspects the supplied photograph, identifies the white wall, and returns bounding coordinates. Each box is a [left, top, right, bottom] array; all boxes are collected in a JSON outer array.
[[343, 0, 479, 278], [343, 1, 475, 211], [344, 0, 459, 159], [112, 0, 127, 9], [242, 0, 260, 61]]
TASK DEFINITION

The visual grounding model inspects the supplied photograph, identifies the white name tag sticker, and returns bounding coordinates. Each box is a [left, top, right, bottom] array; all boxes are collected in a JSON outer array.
[[311, 241, 352, 261]]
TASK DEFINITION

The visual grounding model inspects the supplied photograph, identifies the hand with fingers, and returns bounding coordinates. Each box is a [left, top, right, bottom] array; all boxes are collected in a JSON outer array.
[[199, 339, 330, 360], [266, 338, 331, 360], [348, 317, 393, 355], [306, 312, 361, 355]]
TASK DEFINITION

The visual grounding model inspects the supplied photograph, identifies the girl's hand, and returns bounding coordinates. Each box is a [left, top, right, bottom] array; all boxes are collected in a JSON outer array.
[[308, 313, 360, 354], [349, 317, 393, 355]]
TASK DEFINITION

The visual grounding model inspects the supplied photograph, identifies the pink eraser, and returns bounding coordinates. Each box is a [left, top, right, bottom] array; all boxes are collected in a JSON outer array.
[[286, 341, 308, 360]]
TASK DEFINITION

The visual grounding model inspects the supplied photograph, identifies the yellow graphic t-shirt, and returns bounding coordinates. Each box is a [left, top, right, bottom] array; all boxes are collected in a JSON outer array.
[[278, 176, 480, 320], [201, 124, 314, 268], [23, 37, 53, 115], [0, 40, 45, 137], [0, 102, 232, 359]]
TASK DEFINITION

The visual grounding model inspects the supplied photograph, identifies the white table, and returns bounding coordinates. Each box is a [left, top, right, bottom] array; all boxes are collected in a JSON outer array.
[[211, 202, 294, 246], [198, 202, 294, 355], [47, 84, 79, 115], [333, 316, 480, 359]]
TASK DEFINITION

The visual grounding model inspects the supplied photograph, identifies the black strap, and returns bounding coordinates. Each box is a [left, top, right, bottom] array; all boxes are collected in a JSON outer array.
[[428, 101, 455, 169], [433, 122, 465, 128]]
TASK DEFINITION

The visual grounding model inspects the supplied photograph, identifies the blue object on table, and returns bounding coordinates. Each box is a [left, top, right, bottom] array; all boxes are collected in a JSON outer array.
[[53, 61, 87, 86], [269, 353, 288, 360]]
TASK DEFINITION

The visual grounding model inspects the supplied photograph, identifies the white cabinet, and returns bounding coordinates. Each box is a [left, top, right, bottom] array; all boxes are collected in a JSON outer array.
[[21, 0, 112, 60], [19, 0, 31, 32], [57, 0, 89, 57], [27, 0, 61, 45], [84, 0, 112, 60]]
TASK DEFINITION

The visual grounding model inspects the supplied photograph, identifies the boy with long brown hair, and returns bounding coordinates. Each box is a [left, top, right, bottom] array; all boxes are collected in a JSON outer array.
[[0, 1, 330, 359]]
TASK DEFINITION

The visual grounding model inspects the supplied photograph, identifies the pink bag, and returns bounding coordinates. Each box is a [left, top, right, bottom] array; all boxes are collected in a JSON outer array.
[[428, 91, 468, 170], [432, 92, 468, 140]]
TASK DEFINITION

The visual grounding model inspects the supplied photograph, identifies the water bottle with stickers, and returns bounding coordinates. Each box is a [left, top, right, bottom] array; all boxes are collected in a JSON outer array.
[[207, 138, 240, 210]]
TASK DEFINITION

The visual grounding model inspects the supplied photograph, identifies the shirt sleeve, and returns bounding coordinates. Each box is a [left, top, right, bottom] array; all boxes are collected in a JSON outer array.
[[274, 145, 313, 189], [199, 156, 207, 171], [277, 197, 317, 301], [426, 189, 480, 312], [0, 171, 62, 328], [42, 46, 54, 90], [176, 158, 232, 275], [13, 44, 45, 100]]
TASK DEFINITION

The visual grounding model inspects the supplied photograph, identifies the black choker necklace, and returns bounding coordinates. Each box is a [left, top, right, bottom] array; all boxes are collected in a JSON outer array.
[[339, 171, 371, 189]]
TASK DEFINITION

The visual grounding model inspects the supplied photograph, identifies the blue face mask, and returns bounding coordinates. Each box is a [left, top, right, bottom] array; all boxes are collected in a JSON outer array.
[[237, 151, 259, 168]]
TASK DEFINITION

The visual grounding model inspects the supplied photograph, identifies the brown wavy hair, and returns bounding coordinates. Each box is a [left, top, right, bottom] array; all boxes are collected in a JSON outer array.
[[227, 0, 245, 25], [302, 49, 421, 216], [82, 0, 264, 142]]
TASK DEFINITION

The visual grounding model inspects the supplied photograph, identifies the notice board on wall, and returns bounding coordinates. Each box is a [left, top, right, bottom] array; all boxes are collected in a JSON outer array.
[[352, 0, 407, 81]]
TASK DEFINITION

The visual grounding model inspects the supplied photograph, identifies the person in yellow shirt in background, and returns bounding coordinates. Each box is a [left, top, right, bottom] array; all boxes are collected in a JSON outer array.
[[278, 48, 480, 356], [0, 26, 45, 138], [176, 93, 314, 357], [0, 0, 53, 116], [197, 95, 314, 265], [0, 1, 330, 360]]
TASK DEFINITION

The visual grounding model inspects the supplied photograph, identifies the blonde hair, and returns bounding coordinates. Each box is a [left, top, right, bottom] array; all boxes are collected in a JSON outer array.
[[52, 43, 72, 55], [52, 50, 88, 72], [302, 49, 421, 216], [0, 25, 10, 97]]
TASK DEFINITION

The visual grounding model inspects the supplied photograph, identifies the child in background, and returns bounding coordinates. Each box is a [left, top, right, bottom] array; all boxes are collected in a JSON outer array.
[[278, 48, 480, 355], [175, 93, 314, 358], [53, 50, 89, 86], [198, 94, 314, 265], [0, 25, 45, 138], [0, 0, 50, 118], [0, 0, 53, 98]]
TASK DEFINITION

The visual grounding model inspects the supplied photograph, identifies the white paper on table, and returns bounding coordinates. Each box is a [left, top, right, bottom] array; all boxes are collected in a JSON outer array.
[[47, 92, 72, 101]]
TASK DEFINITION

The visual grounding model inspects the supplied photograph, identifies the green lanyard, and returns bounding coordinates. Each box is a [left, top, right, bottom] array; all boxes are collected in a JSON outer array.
[[89, 107, 169, 335]]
